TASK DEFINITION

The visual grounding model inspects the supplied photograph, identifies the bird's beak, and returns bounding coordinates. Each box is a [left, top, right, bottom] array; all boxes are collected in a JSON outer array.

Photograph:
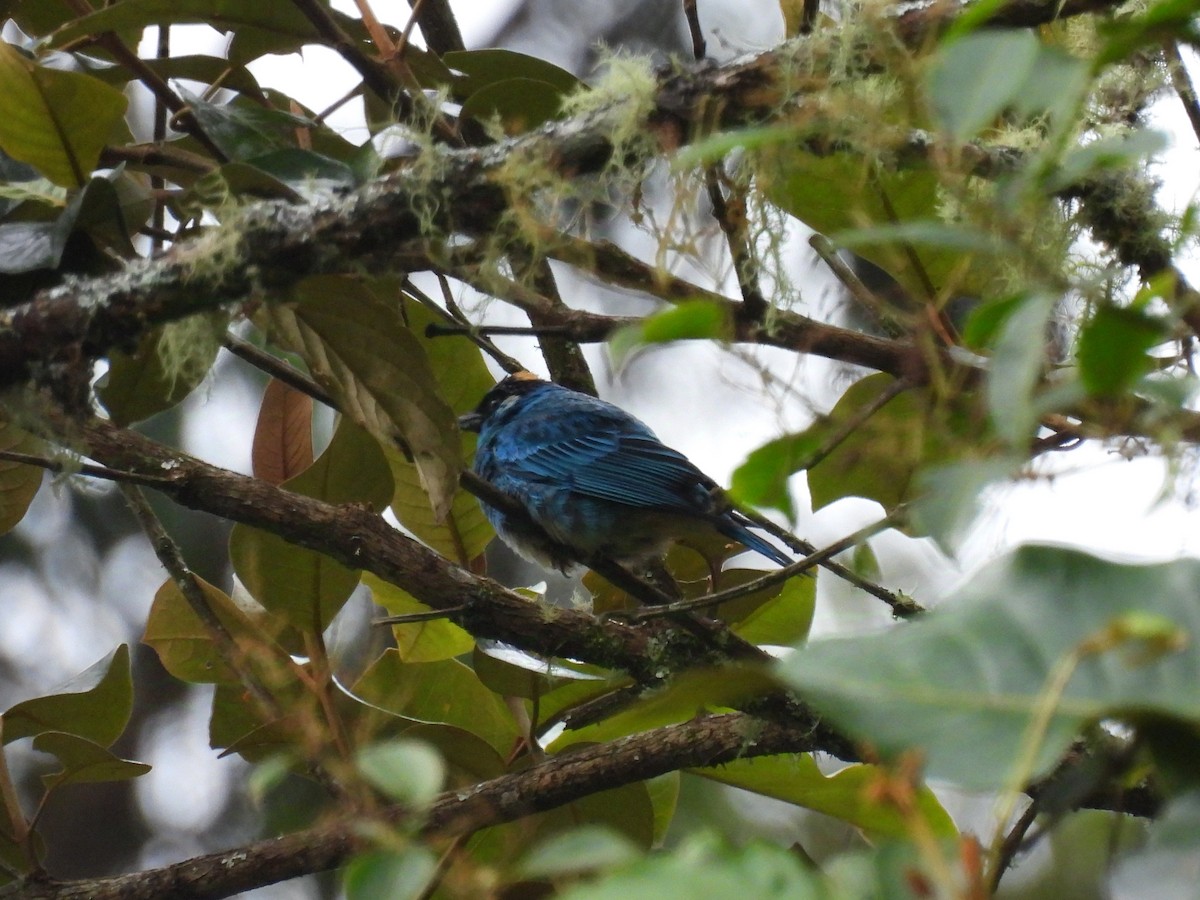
[[458, 411, 483, 433]]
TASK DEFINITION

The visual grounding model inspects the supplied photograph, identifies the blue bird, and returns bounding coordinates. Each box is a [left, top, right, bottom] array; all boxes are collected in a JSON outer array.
[[458, 372, 791, 572]]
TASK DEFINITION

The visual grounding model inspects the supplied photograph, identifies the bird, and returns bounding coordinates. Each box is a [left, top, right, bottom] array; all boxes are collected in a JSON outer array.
[[458, 371, 791, 573]]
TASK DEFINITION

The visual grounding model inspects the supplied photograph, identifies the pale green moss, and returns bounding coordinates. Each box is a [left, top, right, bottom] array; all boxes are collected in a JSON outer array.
[[559, 52, 660, 147], [155, 312, 225, 393]]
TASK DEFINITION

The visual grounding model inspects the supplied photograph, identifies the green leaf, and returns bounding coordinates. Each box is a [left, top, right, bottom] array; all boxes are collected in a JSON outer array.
[[551, 667, 776, 751], [731, 575, 816, 647], [851, 542, 881, 582], [97, 315, 226, 425], [180, 89, 310, 161], [229, 525, 359, 633], [178, 161, 301, 217], [645, 771, 680, 845], [730, 430, 823, 519], [0, 419, 42, 535], [397, 724, 507, 780], [960, 293, 1027, 349], [231, 418, 391, 631], [564, 781, 657, 850], [34, 732, 150, 790], [383, 297, 493, 561], [244, 149, 357, 188], [444, 49, 583, 99], [672, 124, 801, 169], [805, 374, 974, 512], [344, 848, 438, 900], [49, 1, 322, 48], [143, 575, 283, 684], [1077, 305, 1169, 397], [693, 755, 956, 840], [909, 457, 1021, 556], [473, 644, 577, 700], [987, 292, 1056, 447], [356, 739, 445, 807], [387, 444, 495, 564], [264, 276, 460, 521], [1047, 129, 1168, 191], [608, 300, 732, 370], [1007, 45, 1092, 130], [0, 43, 128, 187], [763, 153, 987, 299], [776, 546, 1200, 789], [1, 1, 82, 37], [559, 836, 821, 900], [4, 645, 132, 747], [208, 684, 295, 762], [460, 78, 567, 135], [516, 826, 643, 879], [832, 221, 1006, 255], [1098, 0, 1200, 64], [927, 30, 1040, 139], [365, 573, 474, 663], [353, 652, 520, 756], [285, 417, 394, 509]]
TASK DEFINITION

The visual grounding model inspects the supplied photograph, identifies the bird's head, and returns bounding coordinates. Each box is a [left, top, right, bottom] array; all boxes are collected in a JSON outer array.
[[458, 371, 550, 433]]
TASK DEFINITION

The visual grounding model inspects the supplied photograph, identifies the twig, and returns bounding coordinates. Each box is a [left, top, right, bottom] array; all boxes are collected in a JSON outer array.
[[375, 605, 466, 625], [800, 0, 821, 33], [118, 484, 282, 719], [809, 233, 905, 331], [624, 512, 903, 619], [5, 713, 818, 900], [0, 448, 174, 488], [61, 0, 228, 162], [289, 0, 404, 108], [150, 25, 170, 254], [682, 3, 769, 320], [314, 84, 364, 125], [806, 376, 910, 471], [458, 470, 769, 662], [989, 801, 1040, 892], [222, 334, 337, 409], [405, 277, 525, 373], [395, 0, 430, 57], [99, 143, 218, 175], [425, 323, 571, 338], [1163, 40, 1200, 148], [404, 0, 465, 55], [0, 722, 33, 875], [706, 170, 770, 320], [682, 0, 707, 59], [508, 248, 599, 395], [739, 506, 923, 617]]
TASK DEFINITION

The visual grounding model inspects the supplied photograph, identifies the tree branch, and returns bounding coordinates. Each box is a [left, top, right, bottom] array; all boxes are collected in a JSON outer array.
[[0, 0, 1136, 396], [8, 713, 816, 900], [61, 415, 764, 688]]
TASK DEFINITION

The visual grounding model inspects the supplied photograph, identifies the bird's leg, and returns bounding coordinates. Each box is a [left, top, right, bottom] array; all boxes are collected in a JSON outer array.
[[643, 558, 683, 601]]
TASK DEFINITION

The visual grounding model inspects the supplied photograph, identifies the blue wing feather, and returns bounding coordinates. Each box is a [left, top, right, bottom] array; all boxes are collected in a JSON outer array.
[[476, 381, 791, 566]]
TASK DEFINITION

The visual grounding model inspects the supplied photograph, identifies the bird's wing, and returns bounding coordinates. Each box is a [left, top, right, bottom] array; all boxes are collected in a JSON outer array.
[[501, 431, 713, 513]]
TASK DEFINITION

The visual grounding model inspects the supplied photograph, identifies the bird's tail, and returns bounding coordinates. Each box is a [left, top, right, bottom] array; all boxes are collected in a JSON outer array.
[[718, 513, 792, 567]]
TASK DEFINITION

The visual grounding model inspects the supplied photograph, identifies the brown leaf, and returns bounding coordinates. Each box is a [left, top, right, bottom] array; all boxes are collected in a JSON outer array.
[[251, 378, 314, 485]]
